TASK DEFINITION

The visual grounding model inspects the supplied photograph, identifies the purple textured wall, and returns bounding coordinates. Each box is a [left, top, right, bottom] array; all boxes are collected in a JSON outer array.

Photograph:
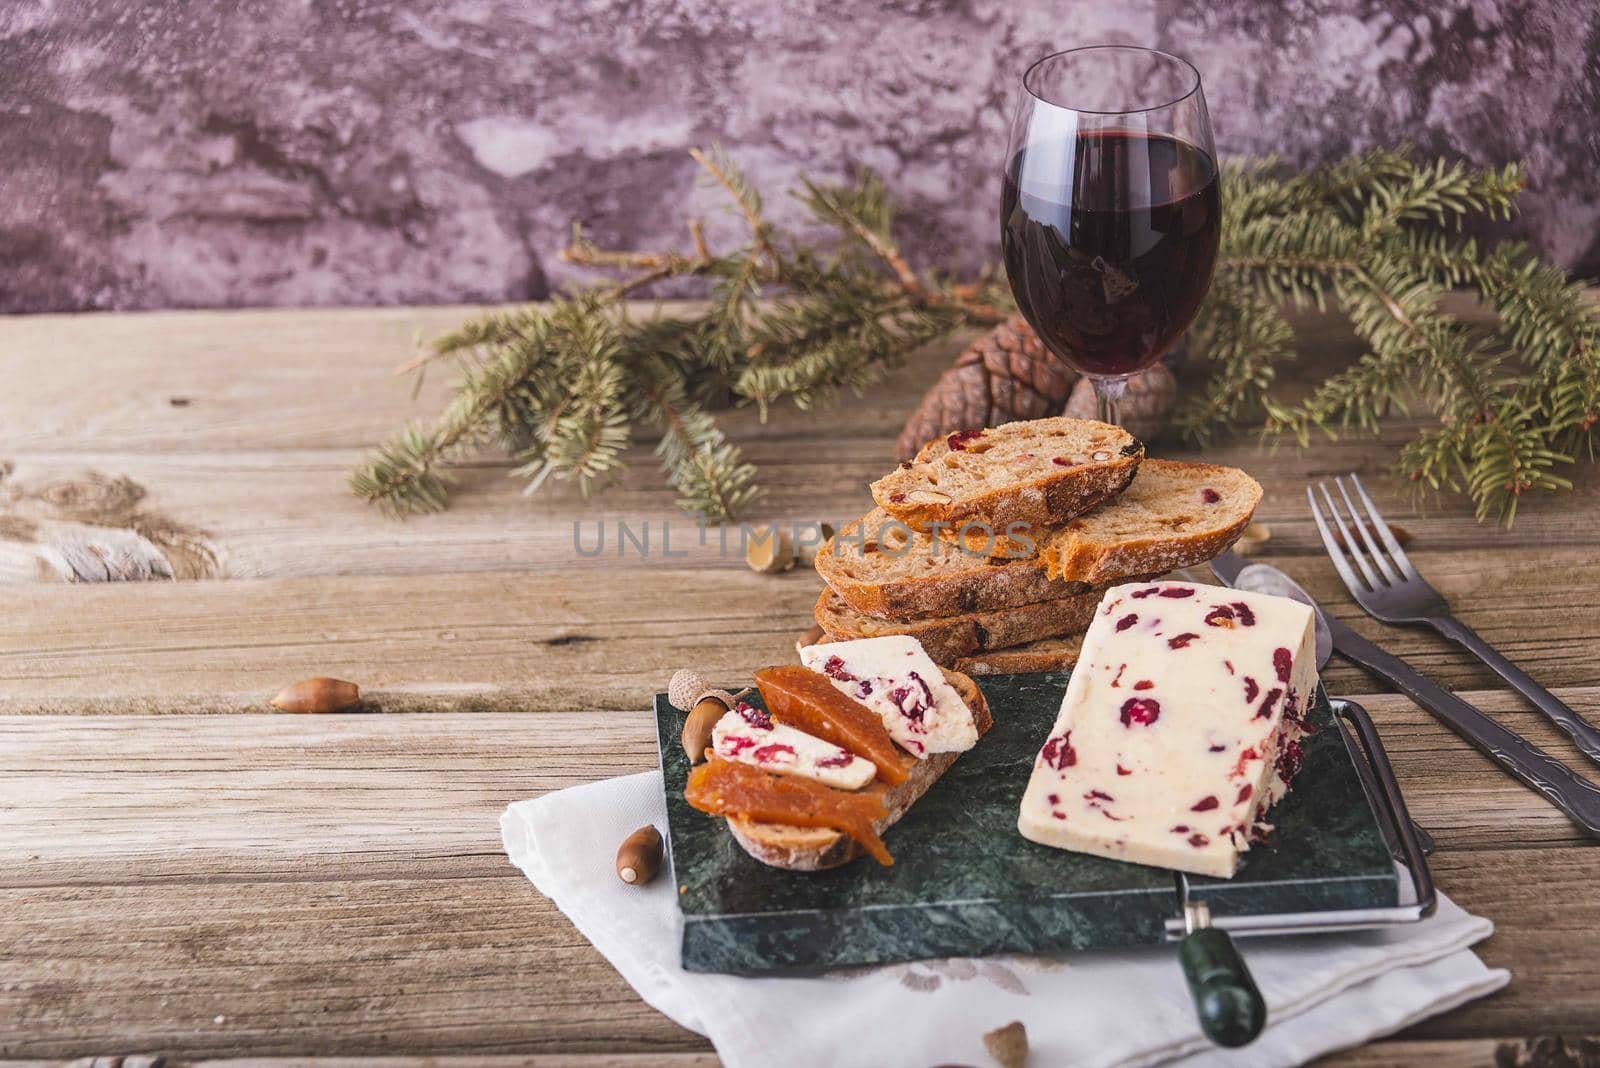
[[2, 0, 1597, 313]]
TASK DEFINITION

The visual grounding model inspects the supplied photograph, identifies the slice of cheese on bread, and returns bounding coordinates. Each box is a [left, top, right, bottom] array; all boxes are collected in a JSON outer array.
[[726, 666, 990, 870], [710, 702, 877, 790]]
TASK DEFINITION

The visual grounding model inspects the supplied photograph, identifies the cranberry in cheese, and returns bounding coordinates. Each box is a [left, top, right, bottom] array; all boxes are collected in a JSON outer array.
[[1017, 580, 1320, 878], [799, 635, 979, 756], [710, 702, 876, 790]]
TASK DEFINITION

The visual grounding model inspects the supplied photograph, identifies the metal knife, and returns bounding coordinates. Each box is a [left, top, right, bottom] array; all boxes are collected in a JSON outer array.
[[1211, 551, 1600, 839]]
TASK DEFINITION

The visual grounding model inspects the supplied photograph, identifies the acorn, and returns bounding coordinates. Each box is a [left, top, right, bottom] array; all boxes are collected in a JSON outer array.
[[1233, 522, 1273, 557], [683, 694, 735, 763], [746, 525, 796, 574], [616, 825, 663, 886], [271, 677, 361, 714], [796, 522, 837, 566]]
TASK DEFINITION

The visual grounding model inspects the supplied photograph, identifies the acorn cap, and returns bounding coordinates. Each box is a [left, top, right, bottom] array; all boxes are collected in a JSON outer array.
[[667, 669, 713, 712], [668, 669, 740, 714]]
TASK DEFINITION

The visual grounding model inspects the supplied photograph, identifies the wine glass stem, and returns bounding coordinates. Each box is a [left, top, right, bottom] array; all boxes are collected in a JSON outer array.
[[1092, 375, 1129, 427]]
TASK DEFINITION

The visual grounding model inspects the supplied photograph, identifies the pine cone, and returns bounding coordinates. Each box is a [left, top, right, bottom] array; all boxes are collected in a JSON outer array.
[[895, 317, 1078, 459]]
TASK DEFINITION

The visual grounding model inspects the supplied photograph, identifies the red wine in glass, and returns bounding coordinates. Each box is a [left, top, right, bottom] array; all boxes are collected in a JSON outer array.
[[1001, 130, 1220, 378], [1001, 47, 1221, 427]]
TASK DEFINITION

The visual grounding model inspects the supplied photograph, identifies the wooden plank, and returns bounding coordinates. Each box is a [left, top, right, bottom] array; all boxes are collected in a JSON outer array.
[[0, 568, 821, 714], [4, 704, 1597, 1055], [0, 1047, 1530, 1068], [0, 294, 1510, 454], [9, 692, 1600, 893], [0, 305, 493, 454], [0, 1048, 1550, 1068], [1408, 848, 1600, 1040], [0, 441, 899, 583], [0, 711, 657, 887], [0, 846, 1592, 1059], [1319, 1039, 1494, 1066], [3, 552, 1599, 711], [9, 296, 1593, 585], [0, 304, 969, 455], [4, 425, 1597, 583], [0, 875, 708, 1060]]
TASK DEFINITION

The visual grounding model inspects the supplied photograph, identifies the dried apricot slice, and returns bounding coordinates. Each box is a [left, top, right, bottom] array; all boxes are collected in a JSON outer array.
[[686, 757, 893, 865], [754, 665, 914, 784]]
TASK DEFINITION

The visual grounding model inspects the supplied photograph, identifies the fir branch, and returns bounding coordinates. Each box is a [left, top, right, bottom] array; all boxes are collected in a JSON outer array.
[[510, 299, 631, 496], [798, 173, 1009, 322], [348, 422, 454, 517], [351, 306, 558, 515], [1174, 276, 1296, 444], [798, 171, 924, 296], [1229, 149, 1589, 522], [1290, 145, 1416, 214], [689, 145, 777, 273], [738, 294, 958, 416], [1355, 157, 1521, 237], [560, 221, 733, 299], [354, 144, 1599, 527], [629, 350, 760, 521]]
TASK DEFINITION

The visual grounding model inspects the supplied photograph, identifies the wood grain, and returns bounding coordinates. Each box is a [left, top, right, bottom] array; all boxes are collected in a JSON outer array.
[[3, 549, 1599, 712], [5, 297, 1596, 586], [8, 691, 1600, 891], [0, 304, 963, 454], [0, 711, 657, 886], [4, 428, 1598, 584], [3, 706, 1598, 1060], [6, 299, 1600, 1060], [0, 875, 708, 1060]]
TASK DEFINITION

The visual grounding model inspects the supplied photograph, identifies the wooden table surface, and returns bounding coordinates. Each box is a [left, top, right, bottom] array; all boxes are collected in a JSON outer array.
[[3, 302, 1598, 1067]]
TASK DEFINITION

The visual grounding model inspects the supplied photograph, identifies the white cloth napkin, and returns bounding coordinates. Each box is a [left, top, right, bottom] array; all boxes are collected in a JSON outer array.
[[502, 771, 1507, 1068]]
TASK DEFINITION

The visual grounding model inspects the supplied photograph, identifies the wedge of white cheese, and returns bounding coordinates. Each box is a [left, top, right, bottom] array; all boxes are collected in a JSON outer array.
[[710, 703, 877, 789], [800, 634, 979, 756], [1017, 580, 1320, 878]]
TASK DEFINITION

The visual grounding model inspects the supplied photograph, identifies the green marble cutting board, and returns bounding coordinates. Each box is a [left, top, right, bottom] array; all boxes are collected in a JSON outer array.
[[656, 671, 1397, 974]]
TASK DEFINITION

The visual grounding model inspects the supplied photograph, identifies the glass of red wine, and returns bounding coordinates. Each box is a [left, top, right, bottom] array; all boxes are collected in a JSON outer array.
[[1001, 45, 1220, 428]]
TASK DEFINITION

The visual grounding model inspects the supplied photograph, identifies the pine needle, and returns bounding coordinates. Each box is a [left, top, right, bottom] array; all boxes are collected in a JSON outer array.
[[352, 145, 1599, 526]]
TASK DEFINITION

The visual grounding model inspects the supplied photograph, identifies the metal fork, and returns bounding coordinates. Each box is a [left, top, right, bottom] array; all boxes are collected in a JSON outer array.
[[1309, 474, 1600, 768]]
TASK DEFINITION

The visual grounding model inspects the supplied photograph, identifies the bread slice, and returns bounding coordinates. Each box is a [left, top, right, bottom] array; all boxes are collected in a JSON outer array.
[[727, 670, 991, 870], [816, 507, 1098, 621], [814, 585, 1107, 665], [819, 461, 1259, 620], [1034, 460, 1262, 582], [952, 633, 1084, 676], [870, 417, 1143, 545]]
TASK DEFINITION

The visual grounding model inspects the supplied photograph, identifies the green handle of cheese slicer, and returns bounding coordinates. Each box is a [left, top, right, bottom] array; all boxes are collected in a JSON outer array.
[[1178, 903, 1267, 1047]]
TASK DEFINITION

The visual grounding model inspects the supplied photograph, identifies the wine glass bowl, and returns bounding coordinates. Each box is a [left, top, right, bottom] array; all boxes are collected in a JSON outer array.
[[1000, 46, 1220, 426]]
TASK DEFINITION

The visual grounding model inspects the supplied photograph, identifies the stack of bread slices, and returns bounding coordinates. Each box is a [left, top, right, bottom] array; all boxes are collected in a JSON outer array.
[[812, 416, 1263, 674]]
